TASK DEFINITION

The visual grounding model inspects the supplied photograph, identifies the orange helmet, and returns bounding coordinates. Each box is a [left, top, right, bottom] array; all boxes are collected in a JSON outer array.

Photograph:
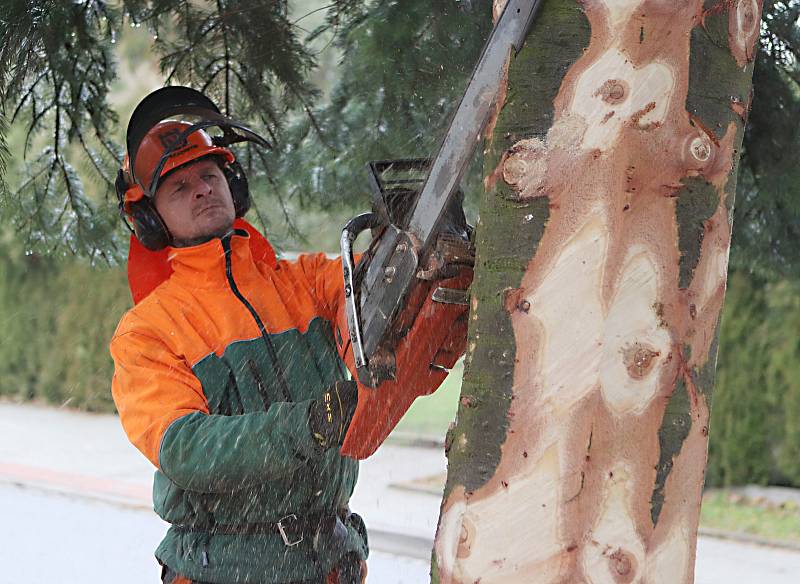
[[120, 120, 235, 208], [115, 86, 270, 251]]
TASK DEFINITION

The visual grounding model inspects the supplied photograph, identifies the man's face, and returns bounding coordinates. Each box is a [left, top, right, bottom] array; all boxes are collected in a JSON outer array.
[[154, 158, 236, 246]]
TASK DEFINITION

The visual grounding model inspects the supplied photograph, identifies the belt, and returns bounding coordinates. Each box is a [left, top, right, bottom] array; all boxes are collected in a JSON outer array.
[[175, 508, 351, 547]]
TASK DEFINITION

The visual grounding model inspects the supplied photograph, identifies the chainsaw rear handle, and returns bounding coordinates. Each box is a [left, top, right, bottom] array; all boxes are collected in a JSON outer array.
[[340, 212, 383, 374]]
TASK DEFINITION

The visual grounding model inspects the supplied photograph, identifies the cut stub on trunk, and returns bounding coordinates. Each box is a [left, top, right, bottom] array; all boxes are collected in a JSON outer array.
[[434, 1, 762, 583]]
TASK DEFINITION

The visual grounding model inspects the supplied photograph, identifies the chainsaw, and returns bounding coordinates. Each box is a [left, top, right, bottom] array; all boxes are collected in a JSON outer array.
[[339, 0, 542, 389]]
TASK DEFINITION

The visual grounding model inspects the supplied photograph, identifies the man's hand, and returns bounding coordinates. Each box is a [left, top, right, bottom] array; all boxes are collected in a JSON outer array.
[[309, 380, 358, 450]]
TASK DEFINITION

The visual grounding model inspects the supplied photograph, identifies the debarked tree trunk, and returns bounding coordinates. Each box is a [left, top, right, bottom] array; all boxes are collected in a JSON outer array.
[[433, 1, 763, 582]]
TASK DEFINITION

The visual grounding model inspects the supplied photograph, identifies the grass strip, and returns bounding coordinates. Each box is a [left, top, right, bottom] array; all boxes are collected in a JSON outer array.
[[700, 491, 800, 545]]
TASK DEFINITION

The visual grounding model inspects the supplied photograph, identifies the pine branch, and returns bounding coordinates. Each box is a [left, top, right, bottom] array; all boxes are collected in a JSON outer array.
[[0, 0, 795, 266]]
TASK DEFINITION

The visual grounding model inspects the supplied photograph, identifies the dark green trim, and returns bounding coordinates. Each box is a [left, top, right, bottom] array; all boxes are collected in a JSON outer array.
[[676, 177, 720, 289], [650, 379, 692, 525]]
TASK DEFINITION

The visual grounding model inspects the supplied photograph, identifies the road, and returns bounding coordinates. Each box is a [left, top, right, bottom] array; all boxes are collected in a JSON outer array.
[[0, 483, 429, 583], [3, 484, 800, 583]]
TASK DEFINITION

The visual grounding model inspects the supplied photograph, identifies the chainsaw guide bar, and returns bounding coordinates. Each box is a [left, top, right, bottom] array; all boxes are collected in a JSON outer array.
[[341, 0, 543, 387]]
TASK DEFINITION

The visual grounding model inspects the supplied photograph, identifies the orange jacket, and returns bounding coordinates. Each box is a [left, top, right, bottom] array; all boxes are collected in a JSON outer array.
[[111, 225, 366, 581], [111, 231, 351, 470]]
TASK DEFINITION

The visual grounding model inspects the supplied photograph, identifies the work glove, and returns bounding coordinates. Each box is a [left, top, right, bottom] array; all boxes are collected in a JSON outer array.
[[308, 379, 358, 450]]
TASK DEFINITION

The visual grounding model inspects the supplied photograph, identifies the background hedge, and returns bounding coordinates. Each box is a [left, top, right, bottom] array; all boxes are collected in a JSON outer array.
[[0, 239, 129, 412], [1, 237, 798, 487], [708, 272, 800, 487]]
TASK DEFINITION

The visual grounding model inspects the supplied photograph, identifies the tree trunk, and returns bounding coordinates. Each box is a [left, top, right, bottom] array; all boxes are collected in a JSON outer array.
[[432, 1, 763, 582]]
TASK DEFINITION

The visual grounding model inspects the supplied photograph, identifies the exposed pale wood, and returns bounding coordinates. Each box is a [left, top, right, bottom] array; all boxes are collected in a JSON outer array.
[[433, 1, 763, 582]]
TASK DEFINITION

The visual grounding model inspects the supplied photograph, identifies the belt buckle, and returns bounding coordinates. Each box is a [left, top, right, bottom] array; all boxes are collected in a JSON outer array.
[[277, 514, 303, 547]]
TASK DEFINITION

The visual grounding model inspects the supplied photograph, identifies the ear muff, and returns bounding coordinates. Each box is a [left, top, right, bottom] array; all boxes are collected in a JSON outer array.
[[224, 159, 251, 218], [129, 197, 173, 251], [116, 168, 172, 251]]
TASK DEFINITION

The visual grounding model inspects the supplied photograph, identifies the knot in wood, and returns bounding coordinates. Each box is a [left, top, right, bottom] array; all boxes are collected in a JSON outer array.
[[737, 0, 759, 37], [597, 79, 628, 105], [457, 515, 475, 559], [501, 138, 547, 196], [689, 136, 712, 162], [503, 156, 529, 186], [609, 548, 635, 580], [624, 343, 660, 379], [730, 0, 761, 65]]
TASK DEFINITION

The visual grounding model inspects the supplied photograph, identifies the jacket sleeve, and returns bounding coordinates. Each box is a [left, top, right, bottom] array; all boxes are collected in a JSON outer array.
[[276, 252, 349, 324], [110, 324, 323, 493]]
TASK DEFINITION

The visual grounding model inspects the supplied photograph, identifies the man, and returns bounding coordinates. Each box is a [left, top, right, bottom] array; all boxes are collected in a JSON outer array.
[[110, 88, 470, 584]]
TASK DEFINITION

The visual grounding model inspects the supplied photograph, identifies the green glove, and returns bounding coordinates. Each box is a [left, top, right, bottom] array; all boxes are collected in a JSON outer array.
[[308, 380, 358, 449]]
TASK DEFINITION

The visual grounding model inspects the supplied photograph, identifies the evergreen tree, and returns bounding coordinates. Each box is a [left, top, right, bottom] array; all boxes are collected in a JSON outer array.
[[0, 1, 795, 268], [733, 0, 800, 278], [1, 1, 793, 271], [275, 0, 490, 213], [0, 0, 366, 258], [0, 0, 122, 259]]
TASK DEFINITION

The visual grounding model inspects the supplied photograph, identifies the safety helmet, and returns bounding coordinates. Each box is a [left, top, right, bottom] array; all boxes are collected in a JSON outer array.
[[116, 86, 270, 251], [121, 120, 235, 207]]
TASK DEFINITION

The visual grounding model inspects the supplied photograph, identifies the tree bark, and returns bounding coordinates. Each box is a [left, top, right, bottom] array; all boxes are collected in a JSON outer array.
[[432, 1, 763, 582]]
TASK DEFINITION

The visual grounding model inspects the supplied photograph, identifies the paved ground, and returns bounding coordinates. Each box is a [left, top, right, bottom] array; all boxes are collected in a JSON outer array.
[[0, 483, 432, 583], [0, 401, 444, 549], [2, 401, 800, 583], [694, 537, 800, 584]]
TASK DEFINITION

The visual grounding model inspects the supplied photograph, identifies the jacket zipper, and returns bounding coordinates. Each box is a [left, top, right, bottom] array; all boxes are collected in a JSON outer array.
[[221, 235, 293, 402]]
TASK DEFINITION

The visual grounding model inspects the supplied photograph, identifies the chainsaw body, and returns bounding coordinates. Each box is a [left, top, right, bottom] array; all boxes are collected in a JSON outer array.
[[341, 159, 474, 388], [340, 0, 542, 383]]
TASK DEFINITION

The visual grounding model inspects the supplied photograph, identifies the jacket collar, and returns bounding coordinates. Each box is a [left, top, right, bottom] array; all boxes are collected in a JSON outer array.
[[167, 228, 258, 288]]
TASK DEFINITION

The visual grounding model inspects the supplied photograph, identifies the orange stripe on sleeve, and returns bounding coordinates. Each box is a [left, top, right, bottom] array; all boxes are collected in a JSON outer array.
[[110, 325, 209, 468]]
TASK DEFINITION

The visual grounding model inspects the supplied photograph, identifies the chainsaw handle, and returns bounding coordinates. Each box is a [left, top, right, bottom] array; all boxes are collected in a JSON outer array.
[[341, 213, 382, 371]]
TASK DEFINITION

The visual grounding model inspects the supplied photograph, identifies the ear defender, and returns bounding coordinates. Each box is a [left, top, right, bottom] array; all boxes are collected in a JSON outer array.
[[225, 159, 251, 218], [116, 168, 173, 252], [117, 159, 249, 252], [129, 198, 173, 251]]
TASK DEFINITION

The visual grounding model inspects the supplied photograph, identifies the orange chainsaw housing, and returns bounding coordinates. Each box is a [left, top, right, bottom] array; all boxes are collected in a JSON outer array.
[[337, 267, 472, 459]]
